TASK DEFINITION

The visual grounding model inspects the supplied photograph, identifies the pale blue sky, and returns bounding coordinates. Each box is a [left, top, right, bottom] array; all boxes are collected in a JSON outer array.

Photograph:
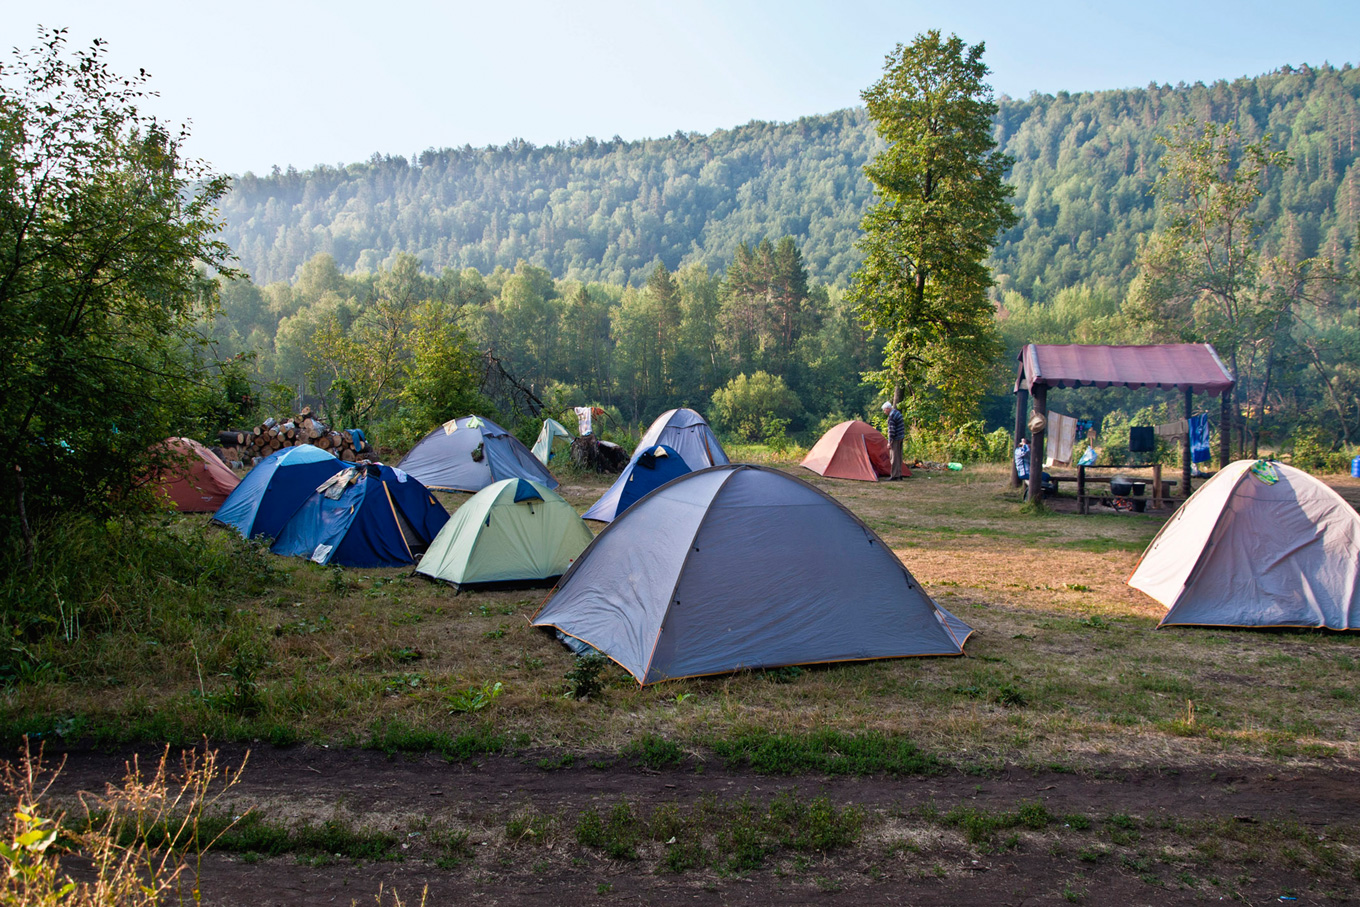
[[7, 0, 1358, 175]]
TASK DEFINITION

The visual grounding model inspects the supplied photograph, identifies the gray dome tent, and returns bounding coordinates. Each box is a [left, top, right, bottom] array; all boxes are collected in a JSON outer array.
[[533, 464, 971, 684], [637, 408, 729, 471], [397, 415, 557, 493]]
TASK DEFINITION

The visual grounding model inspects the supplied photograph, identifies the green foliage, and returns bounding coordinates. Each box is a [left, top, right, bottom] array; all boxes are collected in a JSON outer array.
[[446, 681, 503, 713], [0, 514, 275, 684], [850, 31, 1017, 430], [623, 733, 685, 769], [710, 371, 804, 442], [564, 653, 609, 701], [0, 29, 238, 521], [711, 729, 941, 776], [366, 719, 506, 761], [575, 802, 641, 860]]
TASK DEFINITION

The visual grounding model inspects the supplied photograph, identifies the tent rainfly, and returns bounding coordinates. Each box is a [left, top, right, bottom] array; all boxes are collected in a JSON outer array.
[[800, 420, 891, 482], [636, 408, 728, 471], [151, 437, 240, 512], [213, 445, 347, 539], [1013, 343, 1235, 502], [1129, 460, 1360, 629], [271, 463, 449, 568], [531, 418, 574, 466], [533, 464, 972, 684], [397, 415, 558, 492], [417, 478, 595, 588], [582, 445, 691, 522]]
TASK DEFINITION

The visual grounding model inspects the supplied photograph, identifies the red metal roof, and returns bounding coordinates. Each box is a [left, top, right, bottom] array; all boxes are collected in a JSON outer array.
[[1016, 344, 1234, 396]]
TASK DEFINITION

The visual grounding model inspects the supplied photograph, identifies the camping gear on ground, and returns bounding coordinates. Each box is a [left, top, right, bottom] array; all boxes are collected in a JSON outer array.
[[397, 415, 557, 492], [533, 464, 972, 685], [531, 418, 573, 465], [799, 420, 891, 482], [416, 478, 594, 587], [636, 408, 728, 471], [583, 445, 691, 522], [151, 437, 240, 512], [271, 463, 449, 568], [1128, 459, 1360, 629], [213, 445, 348, 540]]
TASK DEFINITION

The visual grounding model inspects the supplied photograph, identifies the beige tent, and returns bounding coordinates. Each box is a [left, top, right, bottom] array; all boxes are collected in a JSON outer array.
[[1128, 460, 1360, 629]]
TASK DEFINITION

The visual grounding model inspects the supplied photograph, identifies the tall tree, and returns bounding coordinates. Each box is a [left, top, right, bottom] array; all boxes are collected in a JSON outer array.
[[0, 28, 237, 522], [848, 31, 1016, 428], [1126, 119, 1340, 456]]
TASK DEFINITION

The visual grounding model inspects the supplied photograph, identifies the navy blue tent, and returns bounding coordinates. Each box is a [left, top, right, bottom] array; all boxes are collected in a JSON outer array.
[[397, 416, 558, 492], [583, 445, 691, 522], [271, 463, 450, 568], [213, 445, 347, 540]]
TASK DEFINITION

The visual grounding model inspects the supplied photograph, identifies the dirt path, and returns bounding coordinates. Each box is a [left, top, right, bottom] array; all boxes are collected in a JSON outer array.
[[37, 743, 1360, 906]]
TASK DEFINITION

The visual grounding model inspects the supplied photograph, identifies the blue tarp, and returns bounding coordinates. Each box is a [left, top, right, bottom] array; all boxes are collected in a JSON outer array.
[[213, 445, 347, 540]]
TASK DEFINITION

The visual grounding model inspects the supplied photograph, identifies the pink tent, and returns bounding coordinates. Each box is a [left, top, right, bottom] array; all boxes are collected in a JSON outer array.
[[800, 421, 891, 482]]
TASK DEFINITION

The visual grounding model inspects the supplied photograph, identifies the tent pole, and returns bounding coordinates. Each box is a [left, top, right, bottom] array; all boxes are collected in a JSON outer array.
[[1011, 383, 1028, 487], [1027, 384, 1046, 504], [1183, 387, 1193, 498]]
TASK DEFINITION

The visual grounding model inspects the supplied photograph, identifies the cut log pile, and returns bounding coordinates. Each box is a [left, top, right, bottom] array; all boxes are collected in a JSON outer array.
[[218, 408, 371, 467]]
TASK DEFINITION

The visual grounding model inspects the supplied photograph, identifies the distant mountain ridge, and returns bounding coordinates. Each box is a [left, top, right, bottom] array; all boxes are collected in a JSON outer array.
[[218, 63, 1360, 296]]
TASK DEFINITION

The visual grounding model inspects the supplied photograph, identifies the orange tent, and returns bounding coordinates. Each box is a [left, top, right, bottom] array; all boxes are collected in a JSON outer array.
[[800, 420, 891, 482], [152, 437, 240, 512]]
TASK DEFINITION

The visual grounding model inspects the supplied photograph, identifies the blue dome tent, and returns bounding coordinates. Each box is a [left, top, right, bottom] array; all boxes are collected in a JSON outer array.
[[583, 445, 691, 522], [213, 445, 347, 540], [271, 463, 450, 568]]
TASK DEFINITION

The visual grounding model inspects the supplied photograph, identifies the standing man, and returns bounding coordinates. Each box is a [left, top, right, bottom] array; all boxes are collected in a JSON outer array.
[[882, 401, 906, 481]]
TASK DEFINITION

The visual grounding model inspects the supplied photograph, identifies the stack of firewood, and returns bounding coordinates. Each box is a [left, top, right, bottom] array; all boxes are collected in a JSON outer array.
[[217, 408, 370, 466]]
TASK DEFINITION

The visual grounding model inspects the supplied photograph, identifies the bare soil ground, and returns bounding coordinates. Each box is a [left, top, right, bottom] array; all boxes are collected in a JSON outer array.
[[43, 741, 1360, 906]]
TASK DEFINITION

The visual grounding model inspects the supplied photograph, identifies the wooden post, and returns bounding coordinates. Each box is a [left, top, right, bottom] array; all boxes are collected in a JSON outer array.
[[1011, 384, 1029, 487], [1219, 389, 1232, 471], [1027, 383, 1047, 504], [1183, 387, 1193, 498], [1077, 463, 1087, 514], [1152, 463, 1163, 509]]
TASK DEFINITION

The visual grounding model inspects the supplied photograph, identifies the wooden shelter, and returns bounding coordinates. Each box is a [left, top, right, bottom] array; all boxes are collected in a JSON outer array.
[[1012, 344, 1235, 504]]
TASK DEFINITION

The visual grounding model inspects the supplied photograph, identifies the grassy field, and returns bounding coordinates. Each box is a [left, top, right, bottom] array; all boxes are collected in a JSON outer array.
[[6, 457, 1359, 775]]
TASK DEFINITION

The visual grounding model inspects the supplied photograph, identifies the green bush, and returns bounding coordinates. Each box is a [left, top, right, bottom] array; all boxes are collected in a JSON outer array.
[[711, 372, 804, 443]]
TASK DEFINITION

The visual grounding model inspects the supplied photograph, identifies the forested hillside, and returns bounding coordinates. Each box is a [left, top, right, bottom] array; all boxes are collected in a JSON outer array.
[[220, 64, 1360, 298], [210, 63, 1360, 456]]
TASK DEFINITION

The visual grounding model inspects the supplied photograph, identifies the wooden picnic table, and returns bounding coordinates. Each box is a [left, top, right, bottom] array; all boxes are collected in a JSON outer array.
[[1046, 463, 1178, 513]]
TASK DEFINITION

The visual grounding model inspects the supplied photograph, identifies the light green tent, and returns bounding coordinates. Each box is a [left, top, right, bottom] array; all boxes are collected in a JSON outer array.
[[531, 418, 573, 466], [416, 478, 595, 588]]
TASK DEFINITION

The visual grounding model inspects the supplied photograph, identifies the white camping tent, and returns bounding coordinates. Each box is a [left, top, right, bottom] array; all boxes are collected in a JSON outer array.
[[1129, 459, 1360, 629]]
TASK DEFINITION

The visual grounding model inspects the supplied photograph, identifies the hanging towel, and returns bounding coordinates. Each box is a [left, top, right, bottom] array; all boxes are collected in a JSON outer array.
[[1189, 413, 1211, 463], [1044, 411, 1078, 467], [1155, 419, 1189, 438], [1129, 426, 1155, 453]]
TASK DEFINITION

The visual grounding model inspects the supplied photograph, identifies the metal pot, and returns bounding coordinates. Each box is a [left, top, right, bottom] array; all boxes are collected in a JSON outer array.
[[1110, 475, 1134, 496]]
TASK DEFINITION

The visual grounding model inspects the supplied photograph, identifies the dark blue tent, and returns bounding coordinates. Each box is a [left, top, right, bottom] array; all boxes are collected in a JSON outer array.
[[271, 463, 450, 568], [583, 445, 691, 522], [213, 445, 347, 540]]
